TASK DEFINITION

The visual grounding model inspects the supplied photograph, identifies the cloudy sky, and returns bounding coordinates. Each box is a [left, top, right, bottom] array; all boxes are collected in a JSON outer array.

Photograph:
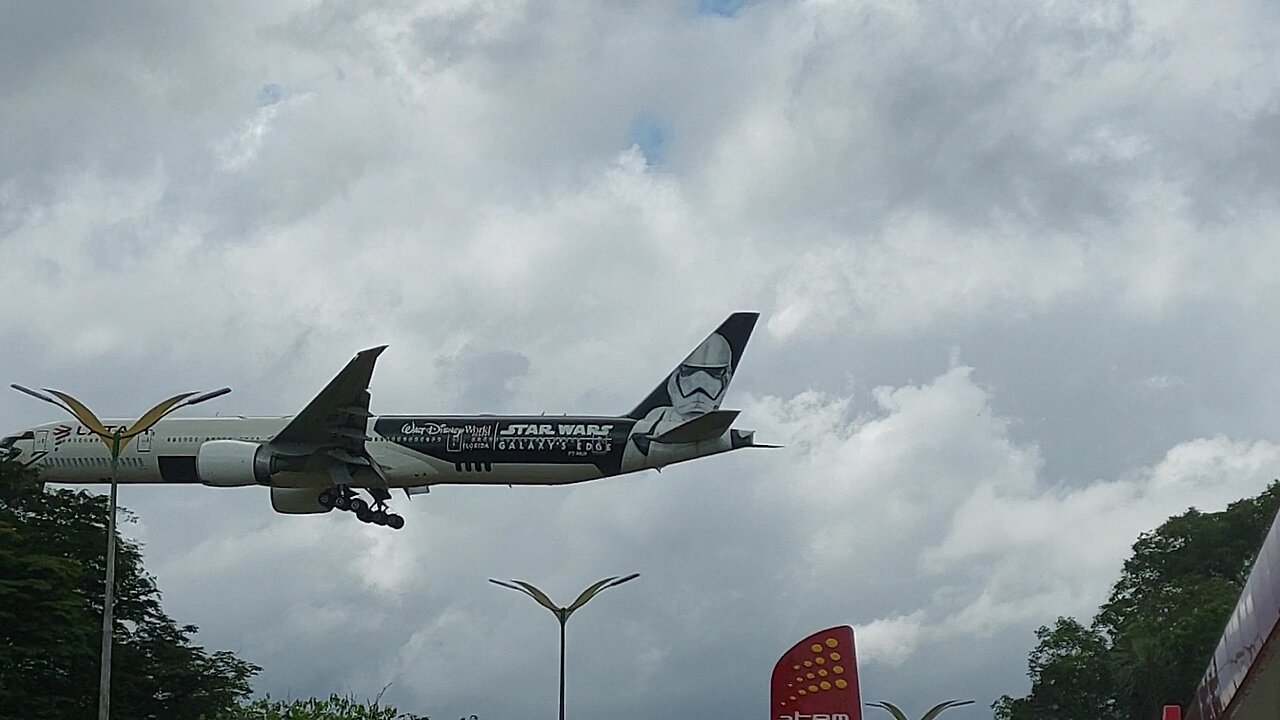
[[4, 0, 1280, 717]]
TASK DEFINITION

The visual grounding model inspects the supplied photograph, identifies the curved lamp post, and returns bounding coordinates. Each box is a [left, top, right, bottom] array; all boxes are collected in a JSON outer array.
[[867, 699, 976, 720], [489, 574, 640, 720], [11, 384, 230, 720]]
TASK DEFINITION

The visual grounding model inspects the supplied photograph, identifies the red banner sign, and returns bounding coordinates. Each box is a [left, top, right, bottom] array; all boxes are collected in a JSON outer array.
[[771, 626, 861, 720]]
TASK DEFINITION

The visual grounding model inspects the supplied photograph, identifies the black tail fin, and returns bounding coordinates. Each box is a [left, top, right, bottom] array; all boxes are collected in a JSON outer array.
[[627, 312, 759, 420]]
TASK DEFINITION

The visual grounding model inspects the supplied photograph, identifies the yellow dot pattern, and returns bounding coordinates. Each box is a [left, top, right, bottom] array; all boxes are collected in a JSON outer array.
[[778, 633, 853, 703]]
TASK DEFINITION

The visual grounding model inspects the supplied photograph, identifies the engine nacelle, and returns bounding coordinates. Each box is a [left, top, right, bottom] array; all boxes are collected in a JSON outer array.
[[270, 486, 333, 515], [196, 440, 274, 487]]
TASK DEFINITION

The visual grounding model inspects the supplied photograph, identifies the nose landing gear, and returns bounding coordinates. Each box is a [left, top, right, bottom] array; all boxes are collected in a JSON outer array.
[[317, 486, 404, 529]]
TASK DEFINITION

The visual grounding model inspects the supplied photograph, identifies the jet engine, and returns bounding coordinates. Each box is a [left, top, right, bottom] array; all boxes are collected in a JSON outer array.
[[271, 486, 333, 515], [196, 440, 274, 487]]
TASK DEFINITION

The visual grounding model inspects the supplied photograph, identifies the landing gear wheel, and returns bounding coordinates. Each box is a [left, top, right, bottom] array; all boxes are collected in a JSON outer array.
[[356, 508, 373, 523], [318, 489, 335, 509], [372, 510, 388, 526], [387, 514, 405, 530], [334, 494, 351, 511], [350, 497, 368, 514]]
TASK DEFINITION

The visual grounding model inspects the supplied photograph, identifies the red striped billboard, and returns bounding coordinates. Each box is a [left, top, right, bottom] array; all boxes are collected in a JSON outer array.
[[771, 625, 861, 720]]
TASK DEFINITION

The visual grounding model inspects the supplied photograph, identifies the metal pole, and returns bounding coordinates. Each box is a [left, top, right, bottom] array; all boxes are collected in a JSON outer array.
[[488, 576, 637, 720], [8, 386, 228, 720], [98, 434, 120, 720], [559, 615, 566, 720]]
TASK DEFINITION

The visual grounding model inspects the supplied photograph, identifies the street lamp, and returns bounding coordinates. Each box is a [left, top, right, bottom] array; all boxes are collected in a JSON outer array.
[[10, 384, 230, 720], [489, 574, 640, 720], [867, 699, 976, 720]]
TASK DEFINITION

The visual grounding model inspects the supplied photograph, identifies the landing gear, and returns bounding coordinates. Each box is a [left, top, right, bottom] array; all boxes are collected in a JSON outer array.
[[318, 486, 404, 529], [318, 487, 341, 510], [363, 488, 403, 529]]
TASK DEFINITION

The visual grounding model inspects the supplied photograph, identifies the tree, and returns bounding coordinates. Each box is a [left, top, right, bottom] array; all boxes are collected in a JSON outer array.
[[992, 618, 1119, 720], [996, 481, 1280, 720], [215, 694, 432, 720], [0, 459, 258, 719], [216, 694, 486, 719], [1, 459, 465, 719]]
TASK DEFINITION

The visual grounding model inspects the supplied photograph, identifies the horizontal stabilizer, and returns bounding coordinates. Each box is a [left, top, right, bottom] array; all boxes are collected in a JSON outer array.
[[654, 410, 739, 444]]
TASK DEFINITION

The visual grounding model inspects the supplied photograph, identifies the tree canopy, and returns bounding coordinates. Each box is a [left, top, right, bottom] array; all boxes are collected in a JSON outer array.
[[0, 460, 454, 719], [0, 459, 258, 719], [995, 481, 1280, 720], [213, 694, 433, 720]]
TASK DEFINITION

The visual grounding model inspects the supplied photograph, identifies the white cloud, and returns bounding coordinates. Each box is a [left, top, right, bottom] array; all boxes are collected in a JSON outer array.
[[4, 0, 1280, 716], [747, 368, 1280, 671], [854, 611, 929, 668]]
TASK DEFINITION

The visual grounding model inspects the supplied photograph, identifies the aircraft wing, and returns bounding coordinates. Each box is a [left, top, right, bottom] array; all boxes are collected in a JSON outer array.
[[270, 346, 387, 484]]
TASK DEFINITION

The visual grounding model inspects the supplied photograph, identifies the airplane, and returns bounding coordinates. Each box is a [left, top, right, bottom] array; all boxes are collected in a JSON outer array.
[[2, 312, 773, 529]]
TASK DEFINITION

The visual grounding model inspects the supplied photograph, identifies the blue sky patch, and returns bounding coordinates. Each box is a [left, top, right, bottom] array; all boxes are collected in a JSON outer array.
[[697, 0, 753, 18], [629, 114, 670, 166], [256, 83, 284, 107]]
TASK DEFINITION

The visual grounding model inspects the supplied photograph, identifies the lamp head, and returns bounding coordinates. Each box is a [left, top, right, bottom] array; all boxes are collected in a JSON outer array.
[[10, 384, 62, 407], [186, 387, 232, 407], [608, 573, 641, 589]]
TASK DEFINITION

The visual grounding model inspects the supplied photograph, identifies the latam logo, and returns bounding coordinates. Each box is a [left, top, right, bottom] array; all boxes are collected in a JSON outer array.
[[778, 714, 850, 720], [76, 424, 130, 436], [52, 425, 72, 442]]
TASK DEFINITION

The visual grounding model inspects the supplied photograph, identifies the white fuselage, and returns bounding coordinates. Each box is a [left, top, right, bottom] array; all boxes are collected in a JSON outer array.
[[9, 415, 735, 489]]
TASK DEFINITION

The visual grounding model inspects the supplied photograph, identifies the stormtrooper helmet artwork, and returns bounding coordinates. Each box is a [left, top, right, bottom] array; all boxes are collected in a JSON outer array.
[[666, 332, 734, 417]]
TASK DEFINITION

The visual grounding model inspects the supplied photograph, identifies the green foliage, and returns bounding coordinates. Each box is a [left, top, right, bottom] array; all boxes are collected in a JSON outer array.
[[215, 694, 434, 720], [0, 460, 458, 719], [992, 618, 1119, 720], [0, 459, 258, 720], [995, 481, 1280, 720]]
